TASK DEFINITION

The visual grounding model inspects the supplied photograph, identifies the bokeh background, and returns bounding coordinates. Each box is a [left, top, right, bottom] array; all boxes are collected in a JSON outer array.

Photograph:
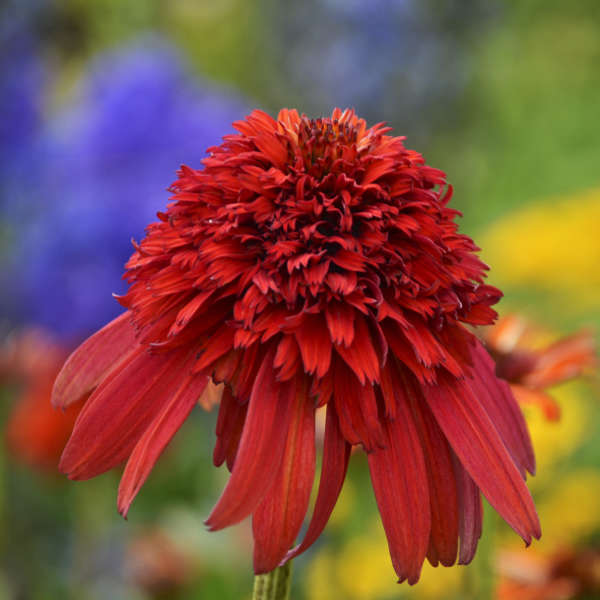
[[1, 1, 599, 598]]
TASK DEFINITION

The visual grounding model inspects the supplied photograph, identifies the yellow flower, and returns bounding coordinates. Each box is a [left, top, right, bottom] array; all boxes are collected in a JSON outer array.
[[521, 382, 590, 489], [537, 469, 600, 550], [481, 189, 600, 311]]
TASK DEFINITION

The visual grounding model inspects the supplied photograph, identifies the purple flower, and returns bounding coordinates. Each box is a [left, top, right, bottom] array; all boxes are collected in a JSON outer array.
[[3, 37, 247, 340]]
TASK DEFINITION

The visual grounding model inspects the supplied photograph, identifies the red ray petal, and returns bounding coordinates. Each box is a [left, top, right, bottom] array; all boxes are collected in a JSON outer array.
[[468, 341, 536, 476], [273, 335, 301, 381], [205, 346, 294, 530], [194, 326, 235, 372], [367, 394, 431, 584], [60, 346, 195, 479], [385, 320, 437, 385], [333, 358, 385, 450], [252, 377, 316, 573], [325, 301, 355, 347], [452, 454, 483, 565], [213, 386, 247, 471], [117, 371, 209, 516], [52, 312, 137, 408], [335, 316, 380, 384], [295, 314, 332, 378], [283, 403, 351, 563], [424, 375, 541, 544], [167, 290, 214, 337], [405, 377, 459, 567]]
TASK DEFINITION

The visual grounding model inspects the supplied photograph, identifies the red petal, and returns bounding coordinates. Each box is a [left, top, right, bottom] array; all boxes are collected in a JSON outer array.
[[295, 314, 332, 378], [52, 312, 137, 408], [333, 358, 385, 451], [194, 326, 235, 372], [284, 403, 351, 563], [205, 346, 294, 530], [325, 302, 355, 347], [424, 375, 541, 544], [406, 380, 459, 567], [117, 371, 209, 516], [452, 454, 483, 565], [213, 386, 247, 471], [60, 346, 196, 479], [468, 341, 535, 476], [335, 316, 380, 384], [367, 395, 431, 584], [273, 335, 301, 381], [252, 377, 316, 573], [167, 290, 213, 337], [385, 321, 437, 385]]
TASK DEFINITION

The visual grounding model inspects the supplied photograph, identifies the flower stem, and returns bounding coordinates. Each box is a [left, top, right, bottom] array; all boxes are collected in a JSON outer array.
[[252, 561, 293, 600]]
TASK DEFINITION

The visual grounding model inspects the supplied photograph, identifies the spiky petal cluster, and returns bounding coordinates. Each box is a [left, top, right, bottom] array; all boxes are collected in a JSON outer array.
[[54, 109, 540, 584]]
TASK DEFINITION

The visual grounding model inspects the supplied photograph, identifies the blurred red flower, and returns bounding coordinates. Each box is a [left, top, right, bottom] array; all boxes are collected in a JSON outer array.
[[3, 330, 83, 471], [496, 547, 600, 600], [483, 314, 596, 421], [54, 108, 540, 583]]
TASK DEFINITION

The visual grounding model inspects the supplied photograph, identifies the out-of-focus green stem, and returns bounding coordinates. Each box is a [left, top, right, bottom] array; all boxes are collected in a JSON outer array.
[[252, 561, 292, 600]]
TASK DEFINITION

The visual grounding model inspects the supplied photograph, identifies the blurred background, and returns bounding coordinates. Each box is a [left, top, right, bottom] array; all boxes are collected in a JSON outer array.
[[1, 0, 599, 598]]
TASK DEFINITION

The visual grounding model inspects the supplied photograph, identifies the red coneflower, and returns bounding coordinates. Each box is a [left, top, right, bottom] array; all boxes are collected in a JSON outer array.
[[54, 108, 540, 584], [483, 314, 596, 421]]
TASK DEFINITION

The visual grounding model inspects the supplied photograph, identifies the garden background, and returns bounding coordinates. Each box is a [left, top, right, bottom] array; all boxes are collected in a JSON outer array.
[[1, 1, 599, 598]]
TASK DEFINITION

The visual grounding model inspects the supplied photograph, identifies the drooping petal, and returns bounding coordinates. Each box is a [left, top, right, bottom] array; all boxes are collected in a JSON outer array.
[[117, 371, 209, 516], [468, 341, 536, 476], [213, 386, 247, 471], [335, 316, 380, 384], [325, 301, 355, 347], [452, 454, 483, 565], [52, 312, 137, 408], [424, 375, 541, 544], [367, 393, 431, 584], [295, 314, 332, 378], [60, 346, 196, 479], [205, 346, 294, 530], [405, 376, 459, 567], [385, 320, 437, 385], [333, 357, 385, 451], [284, 403, 351, 563], [252, 376, 316, 573]]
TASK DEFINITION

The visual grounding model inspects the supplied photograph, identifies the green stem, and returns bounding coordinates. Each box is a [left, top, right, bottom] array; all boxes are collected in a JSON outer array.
[[252, 561, 292, 600]]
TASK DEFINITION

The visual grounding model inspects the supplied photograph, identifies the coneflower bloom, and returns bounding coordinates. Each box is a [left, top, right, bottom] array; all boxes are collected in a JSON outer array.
[[54, 108, 540, 583], [483, 314, 596, 421]]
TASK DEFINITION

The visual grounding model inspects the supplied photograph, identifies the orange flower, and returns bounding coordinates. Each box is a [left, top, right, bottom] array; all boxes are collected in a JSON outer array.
[[496, 547, 600, 600], [483, 314, 596, 421]]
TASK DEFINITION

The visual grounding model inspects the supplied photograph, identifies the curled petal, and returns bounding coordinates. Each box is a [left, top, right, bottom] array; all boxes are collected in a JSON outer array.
[[367, 392, 431, 584], [452, 454, 483, 565], [283, 403, 351, 564], [424, 375, 541, 544], [406, 380, 459, 567]]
